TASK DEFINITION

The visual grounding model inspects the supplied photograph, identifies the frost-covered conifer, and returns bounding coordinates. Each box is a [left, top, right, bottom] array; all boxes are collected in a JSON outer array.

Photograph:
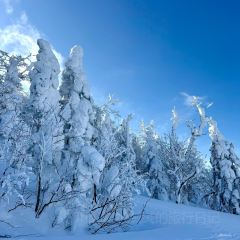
[[136, 121, 156, 173], [58, 45, 105, 229], [115, 115, 137, 212], [134, 121, 169, 200], [27, 39, 65, 218], [0, 57, 23, 148], [208, 118, 240, 214], [0, 55, 29, 206]]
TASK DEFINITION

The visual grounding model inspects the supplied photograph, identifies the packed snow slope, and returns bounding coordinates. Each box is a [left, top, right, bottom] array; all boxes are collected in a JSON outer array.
[[2, 196, 240, 240]]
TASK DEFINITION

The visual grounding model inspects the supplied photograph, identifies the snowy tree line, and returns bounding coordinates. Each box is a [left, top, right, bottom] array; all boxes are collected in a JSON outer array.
[[133, 96, 240, 215], [0, 39, 240, 234]]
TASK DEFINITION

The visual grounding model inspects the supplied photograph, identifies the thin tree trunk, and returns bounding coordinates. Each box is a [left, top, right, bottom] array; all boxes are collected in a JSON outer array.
[[35, 174, 41, 218]]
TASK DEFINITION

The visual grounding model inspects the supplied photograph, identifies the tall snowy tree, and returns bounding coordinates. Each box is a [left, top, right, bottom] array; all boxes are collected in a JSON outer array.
[[208, 118, 240, 214], [162, 106, 205, 204], [59, 45, 105, 230], [90, 106, 141, 233], [0, 55, 30, 206], [26, 39, 66, 218], [114, 115, 138, 215], [0, 57, 24, 159]]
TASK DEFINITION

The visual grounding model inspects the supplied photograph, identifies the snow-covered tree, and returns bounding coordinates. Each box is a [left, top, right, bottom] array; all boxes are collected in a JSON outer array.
[[136, 121, 156, 173], [89, 101, 126, 233], [134, 121, 169, 200], [0, 57, 24, 159], [192, 166, 213, 206], [0, 55, 30, 207], [114, 115, 138, 215], [208, 118, 240, 214], [92, 96, 122, 166], [162, 106, 205, 204], [26, 39, 67, 218], [58, 45, 105, 230], [89, 104, 141, 233]]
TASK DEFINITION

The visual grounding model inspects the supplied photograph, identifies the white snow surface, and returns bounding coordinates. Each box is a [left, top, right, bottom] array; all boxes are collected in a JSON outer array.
[[2, 196, 240, 240]]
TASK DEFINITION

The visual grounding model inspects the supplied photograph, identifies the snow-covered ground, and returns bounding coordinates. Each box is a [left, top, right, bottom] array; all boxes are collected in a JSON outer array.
[[1, 196, 240, 240]]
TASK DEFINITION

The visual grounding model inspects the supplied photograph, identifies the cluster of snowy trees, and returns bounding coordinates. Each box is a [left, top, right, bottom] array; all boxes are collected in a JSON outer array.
[[0, 40, 140, 233], [1, 38, 240, 234], [133, 96, 240, 215]]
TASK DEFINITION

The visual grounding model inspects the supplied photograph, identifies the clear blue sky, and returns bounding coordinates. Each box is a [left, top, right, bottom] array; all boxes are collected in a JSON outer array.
[[1, 0, 240, 152]]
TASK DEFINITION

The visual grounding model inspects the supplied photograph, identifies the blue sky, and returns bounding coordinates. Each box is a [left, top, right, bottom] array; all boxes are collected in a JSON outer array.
[[0, 0, 240, 153]]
